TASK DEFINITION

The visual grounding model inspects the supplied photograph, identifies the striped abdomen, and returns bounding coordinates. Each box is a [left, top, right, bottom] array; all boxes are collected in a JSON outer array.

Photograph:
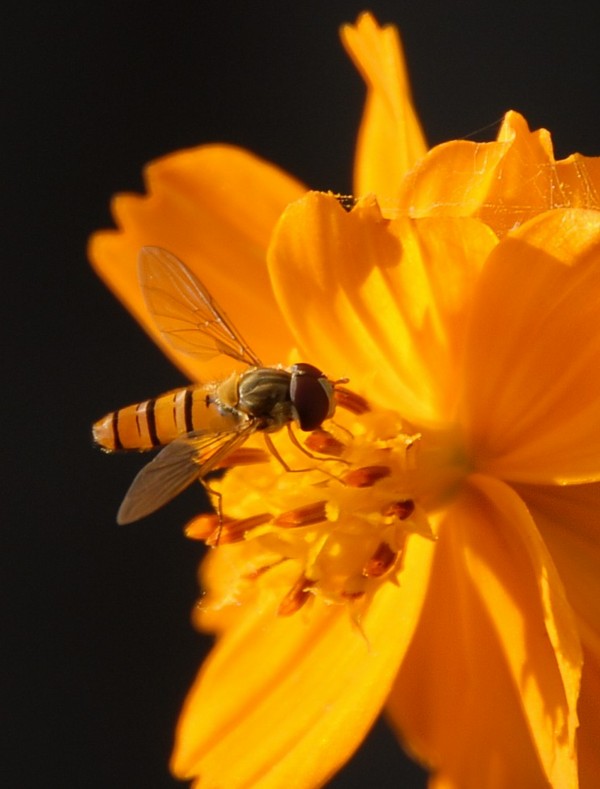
[[93, 383, 242, 452]]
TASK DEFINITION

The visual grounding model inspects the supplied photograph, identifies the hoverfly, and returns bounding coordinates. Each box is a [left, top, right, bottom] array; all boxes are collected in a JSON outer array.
[[93, 246, 344, 525]]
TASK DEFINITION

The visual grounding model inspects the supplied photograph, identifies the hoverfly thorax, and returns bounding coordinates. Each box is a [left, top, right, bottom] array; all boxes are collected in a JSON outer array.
[[236, 363, 336, 433], [236, 367, 297, 431]]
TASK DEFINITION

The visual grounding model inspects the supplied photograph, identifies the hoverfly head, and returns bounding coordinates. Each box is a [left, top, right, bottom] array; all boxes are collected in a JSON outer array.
[[289, 363, 340, 431]]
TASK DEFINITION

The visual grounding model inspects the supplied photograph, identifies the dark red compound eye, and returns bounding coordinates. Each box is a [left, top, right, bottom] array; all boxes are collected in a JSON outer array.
[[290, 363, 332, 431]]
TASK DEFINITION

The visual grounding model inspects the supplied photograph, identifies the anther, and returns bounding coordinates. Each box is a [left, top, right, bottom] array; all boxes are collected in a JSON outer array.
[[304, 429, 346, 457], [334, 386, 370, 414], [185, 513, 226, 541], [274, 500, 328, 528], [381, 499, 415, 520], [363, 541, 398, 577], [243, 557, 287, 580], [278, 574, 315, 616], [205, 513, 272, 546], [341, 589, 366, 601], [343, 465, 391, 487]]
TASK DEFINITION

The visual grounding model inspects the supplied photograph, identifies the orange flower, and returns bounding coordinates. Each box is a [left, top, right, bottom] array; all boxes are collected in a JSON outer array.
[[90, 11, 600, 789]]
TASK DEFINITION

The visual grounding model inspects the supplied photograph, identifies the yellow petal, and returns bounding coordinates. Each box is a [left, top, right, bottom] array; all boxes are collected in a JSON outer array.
[[89, 144, 304, 382], [268, 192, 496, 425], [519, 482, 600, 640], [340, 12, 427, 201], [171, 540, 433, 789], [554, 153, 600, 215], [516, 481, 600, 787], [495, 113, 600, 225], [578, 638, 600, 789], [399, 110, 600, 237], [398, 137, 511, 222], [387, 475, 581, 788], [462, 208, 600, 483]]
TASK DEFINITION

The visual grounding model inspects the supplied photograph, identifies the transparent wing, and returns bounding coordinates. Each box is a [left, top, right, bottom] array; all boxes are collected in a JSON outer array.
[[138, 246, 262, 367], [117, 425, 256, 525]]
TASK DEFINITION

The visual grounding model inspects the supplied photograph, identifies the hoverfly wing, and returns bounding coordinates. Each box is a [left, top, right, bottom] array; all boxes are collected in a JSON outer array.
[[138, 246, 262, 368], [117, 439, 203, 525], [116, 425, 256, 525]]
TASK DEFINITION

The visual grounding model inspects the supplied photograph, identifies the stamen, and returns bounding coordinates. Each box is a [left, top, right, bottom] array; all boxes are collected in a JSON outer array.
[[278, 574, 315, 616], [363, 542, 398, 577], [186, 394, 431, 616], [341, 589, 366, 600], [205, 513, 272, 546], [343, 465, 391, 487], [382, 499, 415, 520], [304, 428, 346, 456], [334, 386, 370, 414], [185, 513, 226, 541], [242, 558, 287, 580], [274, 500, 328, 528]]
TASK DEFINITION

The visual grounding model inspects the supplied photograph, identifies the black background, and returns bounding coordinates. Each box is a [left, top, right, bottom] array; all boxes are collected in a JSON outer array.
[[3, 2, 598, 787]]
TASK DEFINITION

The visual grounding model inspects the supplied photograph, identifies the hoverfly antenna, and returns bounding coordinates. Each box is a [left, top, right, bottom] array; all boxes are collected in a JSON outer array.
[[332, 376, 350, 387]]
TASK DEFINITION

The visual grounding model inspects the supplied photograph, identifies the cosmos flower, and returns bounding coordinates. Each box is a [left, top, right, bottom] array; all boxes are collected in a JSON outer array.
[[89, 11, 600, 789]]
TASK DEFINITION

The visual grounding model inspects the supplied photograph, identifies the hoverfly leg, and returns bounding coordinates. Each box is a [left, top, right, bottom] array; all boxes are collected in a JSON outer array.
[[285, 424, 350, 467], [262, 432, 298, 473], [204, 483, 224, 546], [322, 419, 354, 443], [261, 431, 346, 484]]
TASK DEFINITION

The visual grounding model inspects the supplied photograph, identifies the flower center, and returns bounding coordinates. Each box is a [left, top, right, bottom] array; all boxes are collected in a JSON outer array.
[[186, 398, 465, 615]]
